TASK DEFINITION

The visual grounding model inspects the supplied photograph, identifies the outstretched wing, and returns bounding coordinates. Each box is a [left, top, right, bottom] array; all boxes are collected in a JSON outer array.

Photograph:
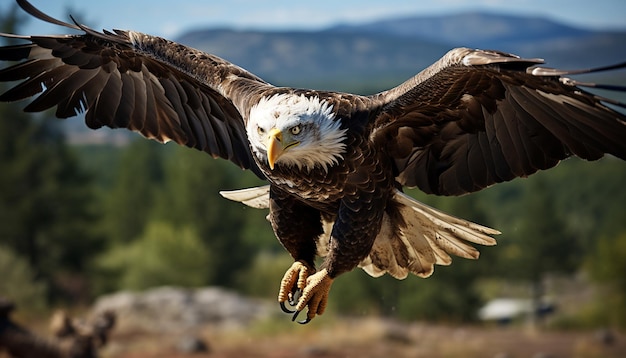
[[0, 0, 272, 177], [369, 48, 626, 196]]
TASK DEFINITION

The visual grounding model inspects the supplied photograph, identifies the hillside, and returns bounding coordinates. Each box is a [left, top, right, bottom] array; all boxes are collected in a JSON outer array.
[[177, 29, 449, 91], [177, 11, 626, 91]]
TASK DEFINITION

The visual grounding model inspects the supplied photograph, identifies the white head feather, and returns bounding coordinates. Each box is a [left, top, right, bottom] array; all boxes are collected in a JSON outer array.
[[247, 94, 347, 172]]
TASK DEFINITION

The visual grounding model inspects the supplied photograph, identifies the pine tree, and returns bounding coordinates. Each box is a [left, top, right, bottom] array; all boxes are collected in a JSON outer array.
[[0, 9, 101, 302], [102, 139, 166, 244], [154, 146, 258, 288]]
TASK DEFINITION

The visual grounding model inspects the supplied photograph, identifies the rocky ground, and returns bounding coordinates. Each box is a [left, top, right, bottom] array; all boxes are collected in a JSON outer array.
[[101, 318, 625, 358], [90, 287, 625, 358], [2, 287, 624, 358]]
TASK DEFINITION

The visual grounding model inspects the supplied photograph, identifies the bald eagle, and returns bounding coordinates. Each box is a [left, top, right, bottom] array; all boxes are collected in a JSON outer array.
[[1, 0, 625, 323]]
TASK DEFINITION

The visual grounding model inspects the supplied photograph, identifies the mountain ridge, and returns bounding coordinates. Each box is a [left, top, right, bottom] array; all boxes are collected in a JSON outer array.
[[327, 12, 595, 45], [176, 11, 626, 91]]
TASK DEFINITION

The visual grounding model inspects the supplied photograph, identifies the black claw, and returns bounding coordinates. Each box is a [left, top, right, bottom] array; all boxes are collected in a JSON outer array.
[[280, 288, 302, 314], [280, 301, 296, 314], [297, 316, 312, 325], [291, 309, 300, 321], [291, 309, 301, 322], [291, 309, 312, 324], [280, 285, 307, 321]]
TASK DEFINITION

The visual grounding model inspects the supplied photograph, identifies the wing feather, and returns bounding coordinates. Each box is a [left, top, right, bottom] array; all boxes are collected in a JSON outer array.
[[94, 69, 124, 126], [111, 73, 136, 127], [369, 48, 626, 195], [0, 0, 269, 177], [128, 70, 147, 131]]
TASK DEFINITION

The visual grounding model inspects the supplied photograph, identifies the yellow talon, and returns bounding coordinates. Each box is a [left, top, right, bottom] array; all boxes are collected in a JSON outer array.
[[278, 261, 313, 304], [295, 269, 333, 321]]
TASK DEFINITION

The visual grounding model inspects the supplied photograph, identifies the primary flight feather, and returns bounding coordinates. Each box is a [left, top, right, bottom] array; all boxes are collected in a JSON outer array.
[[1, 0, 625, 323]]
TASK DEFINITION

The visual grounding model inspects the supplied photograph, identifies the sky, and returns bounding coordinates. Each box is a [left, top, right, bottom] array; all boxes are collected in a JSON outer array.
[[1, 0, 625, 39]]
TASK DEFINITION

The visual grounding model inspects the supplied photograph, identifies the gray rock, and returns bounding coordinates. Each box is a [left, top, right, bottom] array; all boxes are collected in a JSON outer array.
[[92, 286, 272, 333]]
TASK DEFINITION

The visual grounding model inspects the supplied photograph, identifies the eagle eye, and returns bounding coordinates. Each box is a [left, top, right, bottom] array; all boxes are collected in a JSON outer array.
[[290, 125, 301, 135], [257, 126, 265, 136]]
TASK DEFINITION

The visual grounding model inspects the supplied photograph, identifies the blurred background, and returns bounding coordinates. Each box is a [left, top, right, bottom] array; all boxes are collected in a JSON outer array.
[[1, 1, 625, 357]]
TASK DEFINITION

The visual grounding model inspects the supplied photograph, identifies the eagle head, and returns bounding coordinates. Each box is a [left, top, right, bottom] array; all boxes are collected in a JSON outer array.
[[247, 94, 347, 172]]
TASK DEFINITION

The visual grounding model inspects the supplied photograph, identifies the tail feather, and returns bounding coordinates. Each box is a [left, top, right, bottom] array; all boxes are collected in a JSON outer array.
[[435, 230, 481, 260], [221, 185, 499, 280], [358, 190, 498, 279], [399, 234, 435, 278], [397, 202, 452, 266], [360, 215, 410, 279], [365, 240, 409, 279], [395, 191, 499, 244], [219, 185, 270, 209]]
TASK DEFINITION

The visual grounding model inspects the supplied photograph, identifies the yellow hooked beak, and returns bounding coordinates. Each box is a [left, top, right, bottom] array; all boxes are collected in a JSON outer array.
[[266, 128, 299, 169]]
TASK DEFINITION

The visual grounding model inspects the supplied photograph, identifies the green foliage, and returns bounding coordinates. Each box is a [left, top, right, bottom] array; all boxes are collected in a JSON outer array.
[[0, 12, 102, 301], [583, 232, 626, 328], [0, 95, 101, 302], [517, 157, 626, 257], [84, 139, 270, 293], [331, 260, 486, 322], [399, 260, 488, 322], [153, 145, 260, 288], [236, 251, 293, 299], [95, 221, 212, 292], [239, 205, 281, 253], [494, 176, 579, 282], [0, 246, 47, 312], [588, 233, 626, 290], [102, 139, 166, 244]]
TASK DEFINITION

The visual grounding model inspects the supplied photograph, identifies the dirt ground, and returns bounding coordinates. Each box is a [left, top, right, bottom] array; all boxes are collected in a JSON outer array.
[[99, 317, 625, 358]]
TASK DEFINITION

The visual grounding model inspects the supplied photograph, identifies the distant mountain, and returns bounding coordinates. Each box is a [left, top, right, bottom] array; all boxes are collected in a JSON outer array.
[[177, 29, 450, 92], [328, 12, 626, 69], [329, 12, 593, 48], [177, 12, 626, 93]]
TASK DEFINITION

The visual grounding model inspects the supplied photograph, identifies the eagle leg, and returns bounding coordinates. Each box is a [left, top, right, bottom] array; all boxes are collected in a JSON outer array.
[[278, 261, 314, 314], [292, 268, 334, 323]]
